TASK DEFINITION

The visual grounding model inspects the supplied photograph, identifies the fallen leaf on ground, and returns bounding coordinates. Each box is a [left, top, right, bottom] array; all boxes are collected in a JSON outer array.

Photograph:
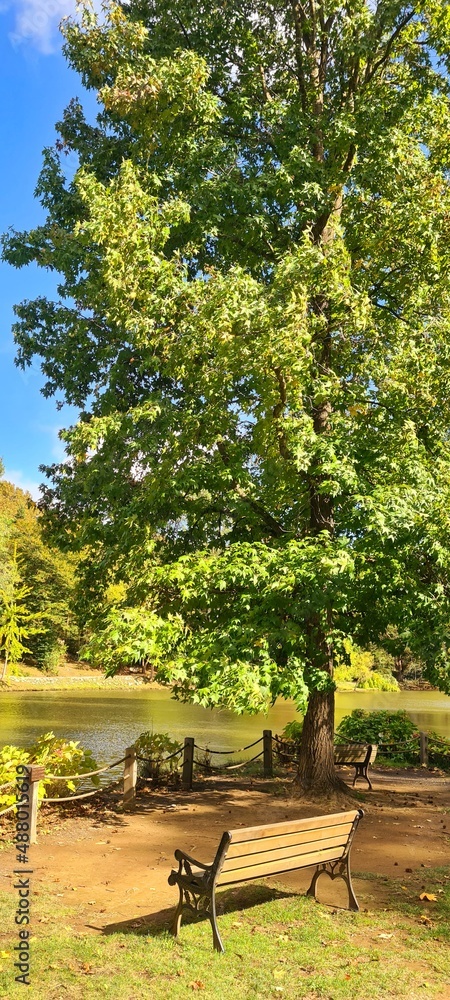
[[419, 892, 437, 901]]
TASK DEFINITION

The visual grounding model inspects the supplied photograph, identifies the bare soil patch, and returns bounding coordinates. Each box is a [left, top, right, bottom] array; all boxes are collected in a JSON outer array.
[[1, 768, 449, 935]]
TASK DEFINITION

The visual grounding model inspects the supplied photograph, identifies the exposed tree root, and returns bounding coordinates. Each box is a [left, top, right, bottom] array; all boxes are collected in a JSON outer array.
[[291, 772, 361, 809]]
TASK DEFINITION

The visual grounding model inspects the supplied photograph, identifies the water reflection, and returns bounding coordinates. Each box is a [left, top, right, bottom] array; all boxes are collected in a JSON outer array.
[[0, 688, 449, 762]]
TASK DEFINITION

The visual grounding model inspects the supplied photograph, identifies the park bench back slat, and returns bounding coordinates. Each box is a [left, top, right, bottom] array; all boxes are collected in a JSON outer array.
[[226, 809, 358, 844], [168, 808, 364, 952], [225, 819, 355, 859], [334, 744, 377, 764]]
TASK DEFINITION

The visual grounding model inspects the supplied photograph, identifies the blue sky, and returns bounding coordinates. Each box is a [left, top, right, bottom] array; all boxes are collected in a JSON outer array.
[[0, 1, 95, 499]]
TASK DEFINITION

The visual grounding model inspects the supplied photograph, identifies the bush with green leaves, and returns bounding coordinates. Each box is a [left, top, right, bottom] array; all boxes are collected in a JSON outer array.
[[38, 638, 67, 674], [335, 710, 450, 770], [273, 720, 304, 764], [0, 732, 99, 810], [281, 721, 304, 743], [336, 709, 417, 746], [31, 732, 100, 798], [0, 744, 29, 810], [133, 731, 182, 782]]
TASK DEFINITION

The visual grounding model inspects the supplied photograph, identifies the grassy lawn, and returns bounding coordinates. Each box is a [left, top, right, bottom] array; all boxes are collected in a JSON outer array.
[[0, 868, 449, 1000]]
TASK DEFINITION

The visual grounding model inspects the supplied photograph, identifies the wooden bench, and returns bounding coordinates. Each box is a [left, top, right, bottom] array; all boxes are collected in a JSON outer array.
[[168, 808, 364, 952], [334, 744, 378, 790]]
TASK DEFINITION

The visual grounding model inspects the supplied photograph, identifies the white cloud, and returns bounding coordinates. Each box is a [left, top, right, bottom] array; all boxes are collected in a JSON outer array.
[[6, 0, 79, 54], [3, 468, 42, 501], [35, 422, 69, 462]]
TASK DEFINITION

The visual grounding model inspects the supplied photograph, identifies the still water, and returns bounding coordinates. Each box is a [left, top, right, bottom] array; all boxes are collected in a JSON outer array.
[[1, 688, 450, 762]]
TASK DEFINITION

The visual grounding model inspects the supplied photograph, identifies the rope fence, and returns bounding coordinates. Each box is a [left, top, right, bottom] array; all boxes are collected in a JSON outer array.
[[45, 757, 127, 782], [193, 737, 263, 755], [0, 801, 19, 816], [2, 726, 449, 837], [0, 779, 17, 792], [193, 748, 264, 773], [41, 788, 113, 804], [135, 749, 183, 766]]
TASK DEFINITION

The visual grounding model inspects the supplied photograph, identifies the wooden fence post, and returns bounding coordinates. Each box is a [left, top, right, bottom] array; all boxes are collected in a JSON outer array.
[[27, 765, 45, 845], [420, 732, 429, 768], [123, 746, 137, 807], [263, 730, 273, 778], [182, 738, 194, 790]]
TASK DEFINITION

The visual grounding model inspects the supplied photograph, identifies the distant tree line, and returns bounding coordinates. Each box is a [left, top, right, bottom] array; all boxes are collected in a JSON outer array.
[[0, 462, 80, 676]]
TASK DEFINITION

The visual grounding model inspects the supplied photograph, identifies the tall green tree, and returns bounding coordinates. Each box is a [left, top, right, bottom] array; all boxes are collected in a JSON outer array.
[[0, 474, 80, 668], [0, 547, 47, 681], [4, 1, 450, 790]]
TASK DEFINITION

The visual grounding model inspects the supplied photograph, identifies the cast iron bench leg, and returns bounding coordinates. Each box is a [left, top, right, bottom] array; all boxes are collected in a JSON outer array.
[[306, 857, 359, 912], [209, 892, 224, 953], [172, 885, 184, 938], [352, 763, 372, 790]]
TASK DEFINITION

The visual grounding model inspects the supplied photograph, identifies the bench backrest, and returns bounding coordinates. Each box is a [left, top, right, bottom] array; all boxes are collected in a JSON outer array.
[[215, 810, 362, 887], [334, 743, 377, 765]]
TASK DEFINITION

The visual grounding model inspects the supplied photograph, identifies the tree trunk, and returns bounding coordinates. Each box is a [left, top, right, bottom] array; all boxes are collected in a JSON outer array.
[[1, 651, 8, 683], [295, 197, 348, 795], [297, 689, 347, 794]]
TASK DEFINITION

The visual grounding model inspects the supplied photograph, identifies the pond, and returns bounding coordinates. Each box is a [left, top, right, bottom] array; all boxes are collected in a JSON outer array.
[[1, 687, 450, 763]]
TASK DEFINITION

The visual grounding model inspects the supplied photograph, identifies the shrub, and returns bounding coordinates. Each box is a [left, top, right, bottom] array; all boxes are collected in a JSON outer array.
[[336, 709, 450, 769], [134, 731, 182, 782], [30, 732, 99, 798], [40, 639, 66, 674], [0, 732, 99, 809], [281, 720, 303, 742], [0, 744, 30, 810], [336, 709, 417, 745], [273, 720, 304, 764], [336, 709, 420, 764], [427, 734, 450, 771]]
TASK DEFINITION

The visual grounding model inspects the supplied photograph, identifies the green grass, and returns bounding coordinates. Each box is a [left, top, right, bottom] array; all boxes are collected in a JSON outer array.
[[1, 868, 449, 1000]]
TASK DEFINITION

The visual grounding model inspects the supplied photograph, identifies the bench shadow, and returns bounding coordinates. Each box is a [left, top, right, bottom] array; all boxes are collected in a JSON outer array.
[[94, 884, 299, 939]]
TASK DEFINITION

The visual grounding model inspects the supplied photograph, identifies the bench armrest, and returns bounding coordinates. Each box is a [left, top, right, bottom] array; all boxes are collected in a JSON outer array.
[[168, 848, 213, 886], [174, 848, 212, 870]]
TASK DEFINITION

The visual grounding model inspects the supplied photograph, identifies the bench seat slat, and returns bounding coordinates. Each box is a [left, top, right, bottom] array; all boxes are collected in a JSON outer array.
[[225, 821, 354, 860], [228, 810, 358, 845], [216, 844, 347, 886], [220, 832, 351, 875]]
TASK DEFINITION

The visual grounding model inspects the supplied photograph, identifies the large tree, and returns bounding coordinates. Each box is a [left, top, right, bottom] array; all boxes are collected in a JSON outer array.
[[4, 1, 450, 791]]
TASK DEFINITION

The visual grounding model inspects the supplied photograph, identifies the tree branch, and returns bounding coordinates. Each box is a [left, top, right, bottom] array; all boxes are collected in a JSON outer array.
[[272, 367, 293, 461], [364, 9, 417, 86], [289, 0, 308, 112], [216, 441, 287, 536]]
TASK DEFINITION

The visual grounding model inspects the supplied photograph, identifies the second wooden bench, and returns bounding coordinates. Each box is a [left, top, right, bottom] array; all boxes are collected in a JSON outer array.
[[168, 808, 364, 952], [334, 744, 378, 789]]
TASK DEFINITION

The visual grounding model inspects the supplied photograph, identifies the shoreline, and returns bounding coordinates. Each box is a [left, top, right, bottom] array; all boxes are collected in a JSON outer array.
[[0, 675, 436, 693], [0, 675, 165, 691]]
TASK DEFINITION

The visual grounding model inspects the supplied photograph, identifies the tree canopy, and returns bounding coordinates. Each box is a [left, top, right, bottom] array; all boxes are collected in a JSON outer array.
[[3, 0, 450, 788]]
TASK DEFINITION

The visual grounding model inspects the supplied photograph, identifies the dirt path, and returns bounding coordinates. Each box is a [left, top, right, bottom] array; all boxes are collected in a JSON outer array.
[[1, 769, 449, 934]]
